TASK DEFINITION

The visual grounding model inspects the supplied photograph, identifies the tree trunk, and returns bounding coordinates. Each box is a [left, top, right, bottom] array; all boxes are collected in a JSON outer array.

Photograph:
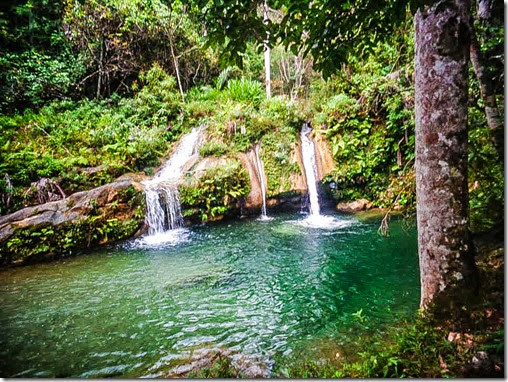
[[97, 40, 104, 99], [414, 0, 478, 309], [470, 26, 504, 160], [263, 1, 271, 99], [169, 34, 185, 102]]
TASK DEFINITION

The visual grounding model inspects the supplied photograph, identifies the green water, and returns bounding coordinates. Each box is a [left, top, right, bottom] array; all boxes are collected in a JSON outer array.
[[0, 212, 419, 377]]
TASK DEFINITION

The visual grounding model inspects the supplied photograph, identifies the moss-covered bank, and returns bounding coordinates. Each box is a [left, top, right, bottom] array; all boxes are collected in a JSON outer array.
[[0, 175, 146, 265]]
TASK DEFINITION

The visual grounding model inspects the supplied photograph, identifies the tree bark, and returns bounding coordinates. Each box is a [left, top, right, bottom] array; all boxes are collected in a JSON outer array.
[[470, 26, 504, 160], [414, 0, 478, 309], [477, 0, 492, 20]]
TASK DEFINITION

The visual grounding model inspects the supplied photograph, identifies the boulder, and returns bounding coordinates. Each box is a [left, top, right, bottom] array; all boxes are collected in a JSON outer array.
[[336, 198, 373, 212], [0, 173, 147, 265]]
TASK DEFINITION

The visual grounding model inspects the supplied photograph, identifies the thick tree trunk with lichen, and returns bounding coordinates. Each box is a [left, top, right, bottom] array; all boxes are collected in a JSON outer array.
[[414, 0, 478, 309]]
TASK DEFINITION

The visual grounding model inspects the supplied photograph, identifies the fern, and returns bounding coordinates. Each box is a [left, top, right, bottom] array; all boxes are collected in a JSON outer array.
[[215, 66, 237, 90]]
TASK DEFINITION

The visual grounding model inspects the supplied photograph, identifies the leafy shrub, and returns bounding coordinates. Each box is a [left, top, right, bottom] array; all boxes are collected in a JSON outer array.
[[260, 131, 301, 197], [179, 160, 250, 221], [0, 49, 85, 112], [215, 66, 239, 90], [312, 38, 415, 206]]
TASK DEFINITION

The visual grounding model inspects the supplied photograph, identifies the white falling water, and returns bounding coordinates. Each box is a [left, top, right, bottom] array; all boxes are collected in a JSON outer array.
[[254, 144, 271, 221], [300, 123, 321, 217], [298, 123, 353, 229], [143, 127, 202, 239]]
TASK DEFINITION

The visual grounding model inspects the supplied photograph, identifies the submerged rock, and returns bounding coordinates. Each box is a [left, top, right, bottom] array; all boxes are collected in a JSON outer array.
[[166, 348, 269, 378], [0, 173, 147, 265]]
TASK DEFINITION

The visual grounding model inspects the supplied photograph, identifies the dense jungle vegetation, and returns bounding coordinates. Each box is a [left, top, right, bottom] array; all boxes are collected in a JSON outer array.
[[0, 0, 504, 378]]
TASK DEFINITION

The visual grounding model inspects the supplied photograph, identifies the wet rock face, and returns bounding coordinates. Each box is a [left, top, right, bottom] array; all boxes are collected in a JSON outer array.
[[313, 130, 336, 180], [0, 173, 147, 265], [237, 150, 265, 211], [336, 198, 373, 212], [234, 134, 334, 215]]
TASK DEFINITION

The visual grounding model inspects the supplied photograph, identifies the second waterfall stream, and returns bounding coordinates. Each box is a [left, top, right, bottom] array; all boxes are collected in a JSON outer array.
[[142, 126, 202, 244], [254, 143, 272, 221]]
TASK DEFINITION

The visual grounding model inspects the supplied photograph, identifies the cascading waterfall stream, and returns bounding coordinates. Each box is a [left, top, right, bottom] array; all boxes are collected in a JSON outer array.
[[300, 123, 321, 217], [254, 144, 271, 220], [298, 123, 351, 229], [143, 127, 202, 239]]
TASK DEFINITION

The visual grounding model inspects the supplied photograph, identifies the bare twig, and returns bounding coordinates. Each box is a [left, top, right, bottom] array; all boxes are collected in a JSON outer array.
[[378, 158, 414, 237]]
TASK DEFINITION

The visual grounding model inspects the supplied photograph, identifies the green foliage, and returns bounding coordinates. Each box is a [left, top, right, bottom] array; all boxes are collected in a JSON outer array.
[[0, 0, 85, 112], [199, 141, 229, 157], [63, 0, 219, 98], [313, 28, 415, 207], [215, 65, 239, 90], [223, 78, 264, 105], [0, 49, 85, 112], [468, 107, 504, 232], [0, 65, 183, 213], [202, 94, 304, 154], [196, 0, 412, 76], [481, 329, 504, 356], [179, 160, 250, 222], [260, 130, 300, 197]]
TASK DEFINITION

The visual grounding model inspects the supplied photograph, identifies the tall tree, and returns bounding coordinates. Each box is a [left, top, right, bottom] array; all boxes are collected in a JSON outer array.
[[414, 0, 478, 307]]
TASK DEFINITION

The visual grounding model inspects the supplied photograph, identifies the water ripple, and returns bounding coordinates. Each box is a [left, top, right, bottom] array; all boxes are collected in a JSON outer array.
[[0, 212, 419, 377]]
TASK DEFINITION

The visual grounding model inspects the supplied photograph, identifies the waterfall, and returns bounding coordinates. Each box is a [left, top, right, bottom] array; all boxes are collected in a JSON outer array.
[[143, 127, 202, 235], [297, 123, 353, 229], [254, 144, 270, 219], [300, 123, 321, 217]]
